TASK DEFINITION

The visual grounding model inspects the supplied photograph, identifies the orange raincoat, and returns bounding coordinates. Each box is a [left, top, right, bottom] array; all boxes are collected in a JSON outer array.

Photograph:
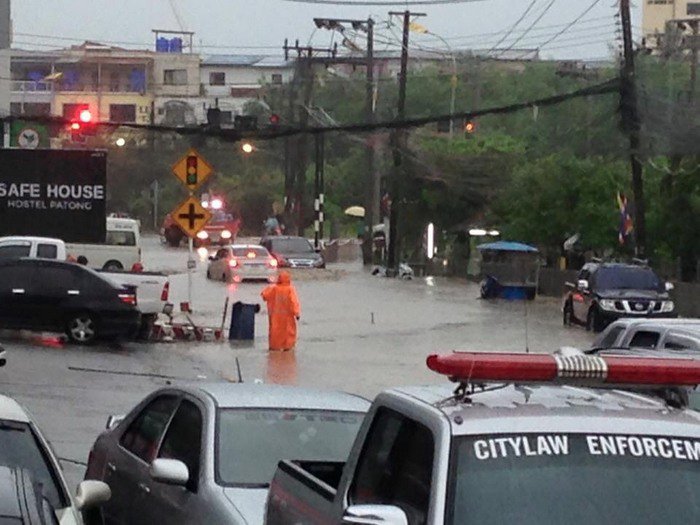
[[261, 271, 301, 351]]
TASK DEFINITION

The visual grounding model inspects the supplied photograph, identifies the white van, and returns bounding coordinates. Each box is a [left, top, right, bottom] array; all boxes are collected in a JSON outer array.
[[66, 217, 141, 270]]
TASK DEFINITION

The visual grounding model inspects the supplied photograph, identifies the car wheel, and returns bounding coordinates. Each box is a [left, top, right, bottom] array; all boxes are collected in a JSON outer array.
[[563, 301, 573, 326], [103, 260, 123, 271], [66, 313, 98, 344]]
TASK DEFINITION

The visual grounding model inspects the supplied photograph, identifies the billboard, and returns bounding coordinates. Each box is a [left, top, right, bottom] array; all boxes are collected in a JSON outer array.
[[0, 149, 107, 243]]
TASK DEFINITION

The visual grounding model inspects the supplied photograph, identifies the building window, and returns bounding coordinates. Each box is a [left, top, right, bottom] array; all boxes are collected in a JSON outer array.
[[110, 104, 137, 123], [271, 73, 283, 84], [230, 87, 260, 98], [11, 103, 51, 117], [62, 103, 89, 120], [164, 69, 188, 86], [688, 2, 700, 14], [209, 72, 225, 86]]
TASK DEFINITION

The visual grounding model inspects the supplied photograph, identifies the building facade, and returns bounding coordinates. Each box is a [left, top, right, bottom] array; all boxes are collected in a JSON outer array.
[[643, 0, 700, 48]]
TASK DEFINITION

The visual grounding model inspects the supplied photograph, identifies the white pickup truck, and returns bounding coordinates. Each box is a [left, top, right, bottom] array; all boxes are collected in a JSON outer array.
[[0, 235, 169, 335]]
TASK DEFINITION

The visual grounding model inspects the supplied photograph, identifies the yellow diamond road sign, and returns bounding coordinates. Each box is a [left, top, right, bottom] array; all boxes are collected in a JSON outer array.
[[172, 148, 213, 191], [171, 196, 212, 239]]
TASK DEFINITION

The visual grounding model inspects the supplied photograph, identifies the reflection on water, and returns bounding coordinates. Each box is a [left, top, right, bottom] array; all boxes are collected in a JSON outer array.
[[265, 350, 298, 385]]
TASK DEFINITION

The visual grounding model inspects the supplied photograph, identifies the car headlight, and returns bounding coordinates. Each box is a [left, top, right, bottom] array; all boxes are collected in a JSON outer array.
[[221, 230, 232, 240], [660, 301, 675, 313], [599, 299, 617, 311], [196, 230, 209, 240]]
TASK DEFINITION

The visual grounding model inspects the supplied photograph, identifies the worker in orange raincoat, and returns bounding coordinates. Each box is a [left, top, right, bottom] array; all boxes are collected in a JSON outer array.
[[261, 271, 301, 351]]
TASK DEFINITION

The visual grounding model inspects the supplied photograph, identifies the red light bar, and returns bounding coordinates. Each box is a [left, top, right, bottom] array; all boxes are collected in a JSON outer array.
[[426, 352, 700, 387]]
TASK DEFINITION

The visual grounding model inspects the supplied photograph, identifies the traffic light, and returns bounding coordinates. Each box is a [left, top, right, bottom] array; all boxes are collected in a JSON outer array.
[[186, 155, 198, 186]]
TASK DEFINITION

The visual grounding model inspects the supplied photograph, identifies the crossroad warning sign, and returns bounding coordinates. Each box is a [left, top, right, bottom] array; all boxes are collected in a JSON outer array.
[[171, 196, 212, 239]]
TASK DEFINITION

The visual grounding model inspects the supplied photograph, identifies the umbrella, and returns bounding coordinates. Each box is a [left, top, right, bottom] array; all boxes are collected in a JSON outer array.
[[344, 206, 365, 218]]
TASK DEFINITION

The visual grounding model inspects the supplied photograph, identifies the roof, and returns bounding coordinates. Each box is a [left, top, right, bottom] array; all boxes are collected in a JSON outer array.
[[193, 383, 370, 412], [0, 395, 30, 423], [0, 236, 64, 245], [477, 241, 539, 253], [202, 54, 294, 68], [607, 318, 700, 329], [390, 384, 700, 436]]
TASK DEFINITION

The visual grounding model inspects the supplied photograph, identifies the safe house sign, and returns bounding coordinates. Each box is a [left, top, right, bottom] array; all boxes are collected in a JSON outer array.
[[0, 149, 107, 243]]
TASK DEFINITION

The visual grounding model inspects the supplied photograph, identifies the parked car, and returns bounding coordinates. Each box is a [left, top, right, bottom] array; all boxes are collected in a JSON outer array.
[[0, 394, 111, 524], [562, 261, 675, 332], [0, 258, 140, 344], [207, 244, 278, 283], [260, 236, 325, 269], [162, 209, 240, 247], [590, 318, 700, 352], [84, 383, 369, 525], [0, 236, 168, 333]]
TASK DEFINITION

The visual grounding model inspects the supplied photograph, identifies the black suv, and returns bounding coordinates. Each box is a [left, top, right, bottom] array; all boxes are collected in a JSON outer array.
[[563, 262, 675, 332], [0, 258, 140, 344], [260, 236, 325, 268]]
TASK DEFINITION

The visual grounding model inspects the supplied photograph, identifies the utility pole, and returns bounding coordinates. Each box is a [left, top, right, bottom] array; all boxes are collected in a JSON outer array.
[[314, 133, 325, 250], [386, 10, 425, 276], [689, 20, 698, 101], [619, 0, 646, 256], [313, 17, 376, 261]]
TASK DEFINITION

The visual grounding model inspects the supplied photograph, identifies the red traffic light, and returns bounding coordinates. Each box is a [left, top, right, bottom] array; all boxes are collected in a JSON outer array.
[[79, 109, 93, 123]]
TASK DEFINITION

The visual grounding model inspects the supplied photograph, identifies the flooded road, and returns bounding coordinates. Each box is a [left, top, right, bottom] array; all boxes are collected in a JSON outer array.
[[1, 235, 592, 487]]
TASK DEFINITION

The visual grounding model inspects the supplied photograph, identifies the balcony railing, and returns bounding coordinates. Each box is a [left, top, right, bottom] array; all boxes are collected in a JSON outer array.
[[11, 80, 54, 93]]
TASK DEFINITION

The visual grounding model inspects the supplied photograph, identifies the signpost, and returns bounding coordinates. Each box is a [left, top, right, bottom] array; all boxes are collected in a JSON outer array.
[[169, 149, 214, 308]]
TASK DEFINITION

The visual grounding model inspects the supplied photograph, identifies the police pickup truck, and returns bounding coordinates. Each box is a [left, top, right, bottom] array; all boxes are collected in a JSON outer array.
[[265, 352, 700, 524]]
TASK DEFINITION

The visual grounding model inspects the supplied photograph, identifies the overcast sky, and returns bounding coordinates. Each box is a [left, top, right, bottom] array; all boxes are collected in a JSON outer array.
[[12, 0, 642, 60]]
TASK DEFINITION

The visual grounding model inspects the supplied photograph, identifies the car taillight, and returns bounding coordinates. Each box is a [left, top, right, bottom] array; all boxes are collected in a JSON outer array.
[[118, 292, 137, 306], [161, 282, 170, 302], [228, 258, 238, 268], [268, 258, 278, 268], [426, 352, 700, 387]]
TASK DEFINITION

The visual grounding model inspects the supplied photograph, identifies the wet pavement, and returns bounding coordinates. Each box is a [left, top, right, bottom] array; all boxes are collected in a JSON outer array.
[[0, 235, 593, 489]]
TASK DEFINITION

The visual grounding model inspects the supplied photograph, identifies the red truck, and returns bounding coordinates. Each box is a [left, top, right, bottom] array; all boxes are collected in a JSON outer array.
[[161, 208, 241, 247]]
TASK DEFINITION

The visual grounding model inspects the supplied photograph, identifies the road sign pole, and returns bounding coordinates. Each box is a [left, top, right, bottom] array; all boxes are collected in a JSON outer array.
[[188, 236, 194, 308]]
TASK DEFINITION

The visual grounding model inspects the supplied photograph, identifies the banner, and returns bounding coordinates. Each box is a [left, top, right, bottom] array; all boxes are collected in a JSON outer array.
[[0, 149, 107, 243]]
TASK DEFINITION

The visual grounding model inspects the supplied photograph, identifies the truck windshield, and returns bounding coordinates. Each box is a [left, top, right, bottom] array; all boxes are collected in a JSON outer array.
[[216, 409, 363, 486], [595, 267, 662, 291], [447, 433, 700, 524]]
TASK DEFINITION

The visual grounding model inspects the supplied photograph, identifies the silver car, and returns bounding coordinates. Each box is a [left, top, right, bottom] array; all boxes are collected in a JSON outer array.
[[207, 244, 278, 283], [0, 394, 110, 524], [84, 383, 369, 525]]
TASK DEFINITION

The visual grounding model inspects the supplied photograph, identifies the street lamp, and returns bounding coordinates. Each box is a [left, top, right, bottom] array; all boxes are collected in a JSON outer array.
[[115, 137, 126, 147], [241, 142, 254, 154], [410, 23, 458, 139]]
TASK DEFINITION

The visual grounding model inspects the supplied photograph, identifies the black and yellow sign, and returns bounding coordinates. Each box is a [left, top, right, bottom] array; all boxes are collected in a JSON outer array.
[[172, 148, 213, 191], [171, 196, 212, 238]]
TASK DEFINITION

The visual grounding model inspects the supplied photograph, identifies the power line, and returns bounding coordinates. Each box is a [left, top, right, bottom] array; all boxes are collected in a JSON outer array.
[[485, 0, 539, 56], [496, 0, 557, 58], [535, 0, 604, 51]]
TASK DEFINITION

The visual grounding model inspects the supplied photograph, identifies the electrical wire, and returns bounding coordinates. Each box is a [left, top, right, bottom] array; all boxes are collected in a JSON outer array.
[[535, 0, 604, 51], [484, 0, 539, 56], [495, 0, 557, 57]]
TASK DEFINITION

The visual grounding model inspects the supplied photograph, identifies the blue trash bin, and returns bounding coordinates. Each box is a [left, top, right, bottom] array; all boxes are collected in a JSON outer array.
[[229, 302, 260, 341]]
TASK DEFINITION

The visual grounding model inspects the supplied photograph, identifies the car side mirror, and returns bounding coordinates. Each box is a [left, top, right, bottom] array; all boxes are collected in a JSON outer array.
[[665, 282, 674, 292], [150, 458, 189, 486], [342, 505, 409, 525], [75, 480, 111, 510], [577, 279, 589, 291], [105, 414, 125, 430]]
